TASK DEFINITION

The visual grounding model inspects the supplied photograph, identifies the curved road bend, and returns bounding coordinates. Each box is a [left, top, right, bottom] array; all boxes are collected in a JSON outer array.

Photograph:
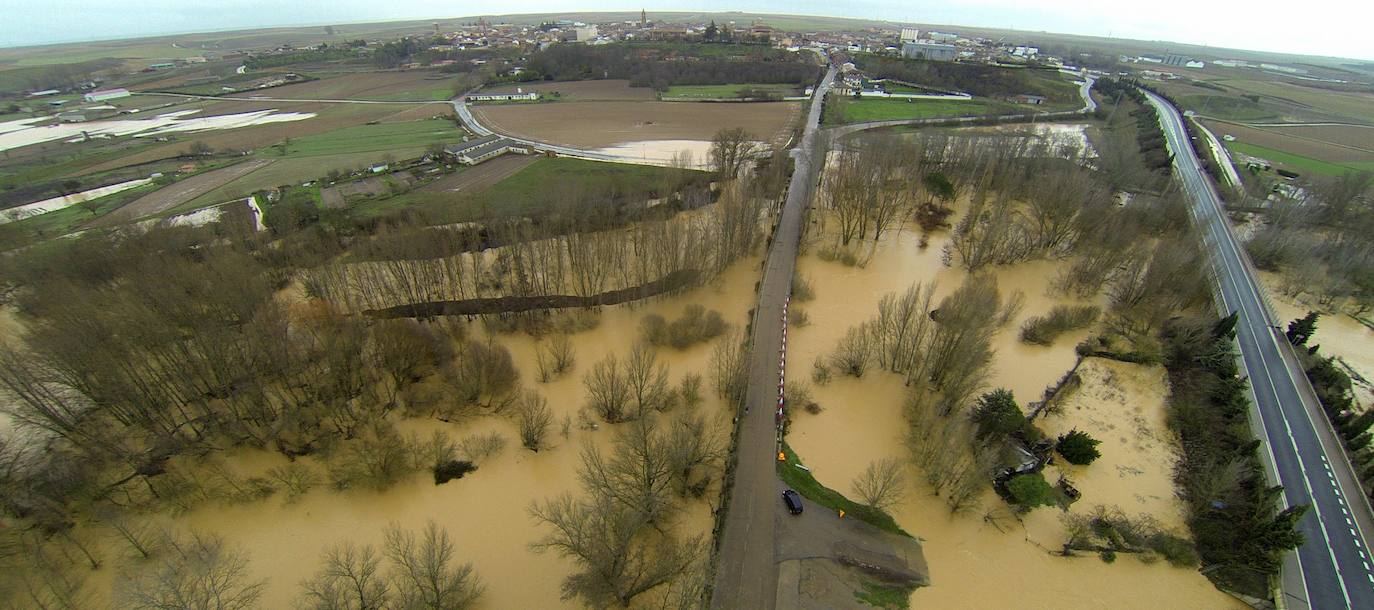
[[1146, 90, 1374, 610], [709, 64, 837, 610]]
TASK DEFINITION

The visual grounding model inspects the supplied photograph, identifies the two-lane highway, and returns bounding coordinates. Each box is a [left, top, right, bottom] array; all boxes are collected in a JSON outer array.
[[1145, 90, 1374, 610]]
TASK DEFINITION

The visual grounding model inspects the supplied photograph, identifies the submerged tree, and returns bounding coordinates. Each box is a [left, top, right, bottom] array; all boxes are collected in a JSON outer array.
[[299, 542, 389, 610], [709, 127, 758, 180], [118, 531, 266, 610], [383, 521, 482, 610], [851, 457, 906, 510], [529, 495, 702, 607]]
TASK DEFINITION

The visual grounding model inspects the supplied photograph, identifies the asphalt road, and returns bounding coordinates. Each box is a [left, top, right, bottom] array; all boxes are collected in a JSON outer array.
[[450, 98, 635, 164], [1145, 90, 1374, 610], [709, 64, 837, 610]]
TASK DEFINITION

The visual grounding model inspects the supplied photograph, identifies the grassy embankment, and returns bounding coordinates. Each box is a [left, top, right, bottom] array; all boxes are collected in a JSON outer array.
[[776, 442, 910, 537]]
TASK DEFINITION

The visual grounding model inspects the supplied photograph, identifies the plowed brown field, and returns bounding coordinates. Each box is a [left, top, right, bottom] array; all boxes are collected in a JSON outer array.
[[472, 100, 801, 148]]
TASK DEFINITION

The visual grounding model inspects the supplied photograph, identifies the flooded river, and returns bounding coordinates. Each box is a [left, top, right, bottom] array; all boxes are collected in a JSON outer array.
[[786, 210, 1245, 608], [1260, 271, 1374, 410], [64, 256, 763, 608]]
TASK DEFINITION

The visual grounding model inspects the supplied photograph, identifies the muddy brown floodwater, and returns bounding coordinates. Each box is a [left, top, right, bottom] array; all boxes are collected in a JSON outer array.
[[785, 209, 1245, 609], [67, 256, 763, 609]]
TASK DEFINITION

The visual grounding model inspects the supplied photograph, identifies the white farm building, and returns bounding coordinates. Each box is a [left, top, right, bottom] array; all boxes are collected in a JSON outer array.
[[84, 88, 130, 102], [467, 90, 538, 102], [443, 135, 531, 165]]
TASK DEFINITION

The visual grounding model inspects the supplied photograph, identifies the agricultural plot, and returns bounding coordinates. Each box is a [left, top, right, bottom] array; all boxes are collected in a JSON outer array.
[[227, 71, 460, 102], [1260, 124, 1374, 151], [825, 97, 1015, 124], [473, 100, 800, 148], [417, 155, 537, 195], [0, 41, 202, 67], [177, 149, 440, 213], [278, 118, 458, 157], [1177, 95, 1278, 122], [91, 159, 274, 226], [3, 182, 159, 237], [1210, 78, 1374, 124], [477, 79, 655, 101], [1225, 141, 1374, 177], [74, 102, 443, 175], [662, 83, 800, 99], [360, 157, 702, 222], [1203, 119, 1374, 173]]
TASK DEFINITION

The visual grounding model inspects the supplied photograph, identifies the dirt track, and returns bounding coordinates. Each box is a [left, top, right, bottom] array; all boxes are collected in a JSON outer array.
[[91, 159, 273, 226], [418, 155, 536, 195], [472, 101, 801, 148]]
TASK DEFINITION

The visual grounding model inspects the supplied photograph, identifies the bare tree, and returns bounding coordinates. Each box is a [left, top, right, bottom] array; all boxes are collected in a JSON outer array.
[[677, 374, 703, 411], [299, 542, 389, 610], [579, 416, 676, 525], [536, 334, 576, 383], [585, 353, 631, 423], [626, 344, 672, 416], [117, 531, 266, 610], [4, 530, 92, 610], [457, 431, 506, 464], [529, 494, 702, 608], [95, 507, 159, 559], [709, 329, 748, 412], [383, 521, 482, 610], [828, 323, 874, 378], [517, 391, 555, 452], [266, 462, 321, 504], [664, 414, 726, 497], [851, 458, 906, 510], [709, 127, 758, 180]]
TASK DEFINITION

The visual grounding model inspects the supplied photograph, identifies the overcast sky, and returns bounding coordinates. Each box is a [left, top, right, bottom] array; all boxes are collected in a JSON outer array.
[[3, 0, 1372, 61]]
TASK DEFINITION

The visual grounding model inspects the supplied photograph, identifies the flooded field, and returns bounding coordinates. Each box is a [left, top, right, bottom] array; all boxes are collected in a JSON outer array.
[[472, 101, 800, 149], [0, 109, 317, 153], [592, 140, 715, 168], [58, 254, 763, 608], [1260, 271, 1374, 410], [784, 208, 1244, 608]]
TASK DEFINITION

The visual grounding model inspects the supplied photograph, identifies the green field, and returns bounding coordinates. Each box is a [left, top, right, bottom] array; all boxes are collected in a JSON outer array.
[[360, 83, 457, 102], [1179, 94, 1278, 122], [1226, 141, 1374, 177], [7, 43, 202, 67], [663, 83, 799, 99], [6, 183, 159, 238], [279, 119, 458, 157], [826, 97, 1015, 124], [1210, 78, 1374, 124], [177, 150, 436, 212], [361, 157, 705, 222]]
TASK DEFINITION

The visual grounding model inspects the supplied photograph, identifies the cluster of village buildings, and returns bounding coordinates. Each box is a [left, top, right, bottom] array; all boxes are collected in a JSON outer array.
[[9, 13, 1325, 121]]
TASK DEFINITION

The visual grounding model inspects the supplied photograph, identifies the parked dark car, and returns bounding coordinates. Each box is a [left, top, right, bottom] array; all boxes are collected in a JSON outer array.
[[782, 489, 803, 515]]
